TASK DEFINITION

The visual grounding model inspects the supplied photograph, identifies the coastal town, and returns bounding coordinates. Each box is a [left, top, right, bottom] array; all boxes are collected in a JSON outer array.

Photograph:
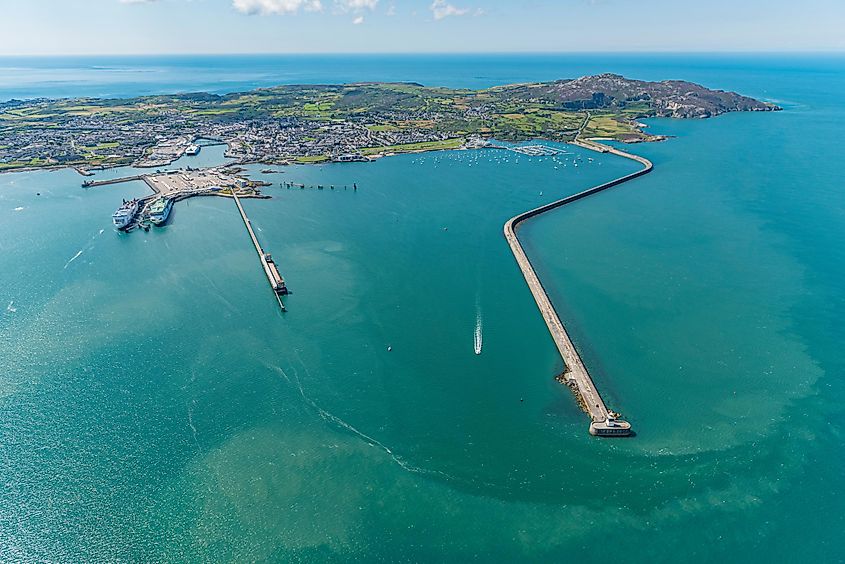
[[0, 74, 779, 174]]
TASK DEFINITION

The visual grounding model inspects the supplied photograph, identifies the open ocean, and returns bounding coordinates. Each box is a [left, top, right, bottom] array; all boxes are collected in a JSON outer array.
[[1, 54, 843, 561]]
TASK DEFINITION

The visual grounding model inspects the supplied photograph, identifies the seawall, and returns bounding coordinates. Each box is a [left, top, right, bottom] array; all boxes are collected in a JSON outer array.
[[503, 139, 652, 436]]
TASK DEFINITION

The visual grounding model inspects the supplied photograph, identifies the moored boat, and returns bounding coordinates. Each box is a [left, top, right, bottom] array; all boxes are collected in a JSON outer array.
[[112, 198, 140, 229], [148, 197, 174, 226]]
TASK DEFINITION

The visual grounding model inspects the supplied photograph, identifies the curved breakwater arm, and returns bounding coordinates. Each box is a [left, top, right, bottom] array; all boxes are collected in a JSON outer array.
[[503, 139, 653, 436]]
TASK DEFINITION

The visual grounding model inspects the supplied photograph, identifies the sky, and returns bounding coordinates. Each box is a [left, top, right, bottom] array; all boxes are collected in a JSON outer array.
[[1, 0, 844, 56]]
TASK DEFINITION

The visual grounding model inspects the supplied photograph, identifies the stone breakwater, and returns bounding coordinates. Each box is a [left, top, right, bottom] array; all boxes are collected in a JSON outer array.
[[504, 139, 652, 436]]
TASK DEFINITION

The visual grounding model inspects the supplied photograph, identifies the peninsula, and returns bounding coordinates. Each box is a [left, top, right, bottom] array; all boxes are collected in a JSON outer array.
[[0, 74, 779, 173], [2, 75, 779, 434]]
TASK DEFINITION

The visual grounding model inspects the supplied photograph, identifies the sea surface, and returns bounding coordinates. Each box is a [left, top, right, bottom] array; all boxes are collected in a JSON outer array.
[[1, 55, 843, 561]]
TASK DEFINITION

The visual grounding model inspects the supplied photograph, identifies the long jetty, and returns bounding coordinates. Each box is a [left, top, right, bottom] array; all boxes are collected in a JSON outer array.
[[231, 190, 289, 312], [82, 175, 143, 188], [503, 138, 653, 437]]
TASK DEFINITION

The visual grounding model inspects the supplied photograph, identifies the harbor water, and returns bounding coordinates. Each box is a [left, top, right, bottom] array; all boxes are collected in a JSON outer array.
[[1, 55, 844, 561]]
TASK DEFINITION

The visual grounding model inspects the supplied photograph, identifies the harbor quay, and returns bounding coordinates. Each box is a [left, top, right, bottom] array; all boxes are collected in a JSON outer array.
[[83, 166, 270, 232], [87, 165, 290, 311], [504, 139, 653, 437]]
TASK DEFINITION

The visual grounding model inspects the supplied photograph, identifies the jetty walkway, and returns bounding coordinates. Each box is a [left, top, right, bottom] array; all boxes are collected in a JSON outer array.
[[82, 175, 143, 188], [231, 190, 289, 312], [503, 138, 652, 437]]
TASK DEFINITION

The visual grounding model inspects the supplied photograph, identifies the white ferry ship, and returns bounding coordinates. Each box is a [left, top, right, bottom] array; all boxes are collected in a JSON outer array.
[[185, 144, 201, 156], [148, 197, 174, 226], [112, 199, 140, 229]]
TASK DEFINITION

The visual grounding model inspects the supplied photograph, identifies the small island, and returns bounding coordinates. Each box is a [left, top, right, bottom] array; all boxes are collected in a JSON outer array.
[[0, 74, 779, 173]]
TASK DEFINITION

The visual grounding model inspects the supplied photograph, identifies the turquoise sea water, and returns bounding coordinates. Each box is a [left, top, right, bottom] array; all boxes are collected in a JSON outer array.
[[1, 56, 844, 561]]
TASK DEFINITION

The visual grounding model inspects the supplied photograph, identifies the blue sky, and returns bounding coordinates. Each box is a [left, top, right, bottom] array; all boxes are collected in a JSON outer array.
[[2, 0, 844, 55]]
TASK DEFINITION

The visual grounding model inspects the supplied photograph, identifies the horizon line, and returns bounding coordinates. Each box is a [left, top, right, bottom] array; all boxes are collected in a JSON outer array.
[[2, 50, 845, 58]]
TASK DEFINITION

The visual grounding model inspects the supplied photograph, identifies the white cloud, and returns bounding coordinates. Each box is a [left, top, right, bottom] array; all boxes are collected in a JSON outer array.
[[231, 0, 378, 15], [232, 0, 323, 15], [119, 0, 158, 4], [430, 0, 469, 20], [353, 15, 365, 24], [341, 0, 378, 10]]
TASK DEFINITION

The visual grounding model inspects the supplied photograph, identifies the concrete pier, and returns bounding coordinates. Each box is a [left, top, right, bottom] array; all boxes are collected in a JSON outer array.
[[82, 175, 142, 188], [503, 139, 652, 437], [231, 190, 288, 312]]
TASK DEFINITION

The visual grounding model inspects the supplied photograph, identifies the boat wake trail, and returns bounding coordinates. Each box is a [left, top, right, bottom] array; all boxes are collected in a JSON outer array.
[[187, 399, 199, 447], [63, 229, 106, 270], [265, 360, 459, 482], [474, 300, 483, 356], [63, 250, 84, 269], [198, 271, 236, 311]]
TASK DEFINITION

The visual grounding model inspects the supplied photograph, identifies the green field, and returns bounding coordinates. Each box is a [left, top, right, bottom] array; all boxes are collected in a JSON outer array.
[[360, 138, 465, 155], [294, 155, 331, 164], [582, 114, 651, 140]]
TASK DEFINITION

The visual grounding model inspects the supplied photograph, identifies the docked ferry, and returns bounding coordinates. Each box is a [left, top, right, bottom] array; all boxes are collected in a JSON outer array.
[[185, 144, 201, 156], [112, 199, 140, 229], [148, 197, 174, 226]]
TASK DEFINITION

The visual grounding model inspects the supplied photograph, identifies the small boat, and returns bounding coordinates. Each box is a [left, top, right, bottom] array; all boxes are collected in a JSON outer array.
[[474, 316, 483, 355]]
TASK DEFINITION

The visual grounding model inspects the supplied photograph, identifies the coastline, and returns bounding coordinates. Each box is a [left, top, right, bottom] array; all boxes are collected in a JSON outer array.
[[0, 140, 460, 177], [504, 138, 653, 436], [0, 129, 667, 178]]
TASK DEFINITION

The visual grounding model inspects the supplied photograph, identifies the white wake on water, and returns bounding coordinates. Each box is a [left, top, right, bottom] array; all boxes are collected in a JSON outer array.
[[474, 299, 483, 355], [265, 360, 458, 482], [63, 229, 106, 270], [187, 399, 199, 447], [63, 249, 84, 269]]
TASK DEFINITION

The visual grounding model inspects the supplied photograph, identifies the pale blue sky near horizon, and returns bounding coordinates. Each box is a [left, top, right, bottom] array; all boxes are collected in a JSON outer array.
[[2, 0, 844, 56]]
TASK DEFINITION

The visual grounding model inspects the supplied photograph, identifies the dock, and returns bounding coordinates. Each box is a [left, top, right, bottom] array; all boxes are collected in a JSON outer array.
[[82, 175, 143, 188], [231, 190, 289, 312], [503, 138, 653, 437]]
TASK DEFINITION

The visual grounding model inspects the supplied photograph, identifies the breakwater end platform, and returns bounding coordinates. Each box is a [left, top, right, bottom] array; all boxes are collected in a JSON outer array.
[[504, 138, 653, 437]]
